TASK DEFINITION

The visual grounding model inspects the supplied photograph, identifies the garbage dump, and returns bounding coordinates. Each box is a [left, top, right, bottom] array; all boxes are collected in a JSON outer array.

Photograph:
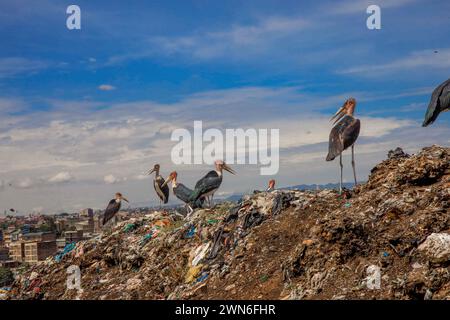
[[8, 145, 449, 300]]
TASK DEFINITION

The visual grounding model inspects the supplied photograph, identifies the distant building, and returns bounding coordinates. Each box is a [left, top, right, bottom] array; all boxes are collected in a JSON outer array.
[[8, 232, 57, 264], [21, 224, 31, 235], [0, 246, 9, 261], [80, 208, 94, 218], [55, 219, 68, 234], [56, 238, 67, 251], [9, 242, 24, 262], [0, 260, 20, 268], [64, 230, 83, 244], [23, 241, 57, 264], [3, 230, 20, 248], [22, 232, 56, 242], [93, 215, 101, 233]]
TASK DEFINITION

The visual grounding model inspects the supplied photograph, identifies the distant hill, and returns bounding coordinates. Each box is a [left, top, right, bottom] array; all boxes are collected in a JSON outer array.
[[286, 182, 359, 191], [224, 182, 363, 202]]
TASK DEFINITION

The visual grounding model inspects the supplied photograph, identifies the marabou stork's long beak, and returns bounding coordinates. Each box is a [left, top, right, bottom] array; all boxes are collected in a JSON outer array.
[[330, 104, 346, 125], [147, 168, 156, 175], [223, 164, 236, 175], [122, 197, 129, 203]]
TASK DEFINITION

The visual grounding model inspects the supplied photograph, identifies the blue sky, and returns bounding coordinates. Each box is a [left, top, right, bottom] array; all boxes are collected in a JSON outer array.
[[0, 0, 449, 213]]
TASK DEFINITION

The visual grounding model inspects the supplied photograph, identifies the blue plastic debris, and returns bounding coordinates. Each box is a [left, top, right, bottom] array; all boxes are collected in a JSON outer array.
[[55, 242, 76, 262], [196, 273, 209, 283], [185, 225, 196, 238]]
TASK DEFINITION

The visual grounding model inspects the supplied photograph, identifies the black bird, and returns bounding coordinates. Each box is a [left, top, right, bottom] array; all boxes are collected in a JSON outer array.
[[423, 78, 450, 127], [162, 171, 205, 214], [147, 164, 170, 207], [189, 160, 235, 208], [102, 192, 129, 226], [326, 98, 361, 194]]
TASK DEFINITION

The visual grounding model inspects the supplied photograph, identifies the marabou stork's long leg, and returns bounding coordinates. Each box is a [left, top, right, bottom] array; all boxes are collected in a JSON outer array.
[[210, 194, 214, 208], [352, 145, 357, 186], [339, 154, 343, 195]]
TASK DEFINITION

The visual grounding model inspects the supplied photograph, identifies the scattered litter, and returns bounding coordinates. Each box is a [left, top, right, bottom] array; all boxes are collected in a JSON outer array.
[[185, 225, 196, 239], [6, 145, 449, 300], [123, 223, 137, 233], [55, 243, 76, 263], [418, 233, 450, 264]]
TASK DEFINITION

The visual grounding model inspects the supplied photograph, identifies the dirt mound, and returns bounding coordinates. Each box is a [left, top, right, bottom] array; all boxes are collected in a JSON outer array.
[[8, 145, 450, 300]]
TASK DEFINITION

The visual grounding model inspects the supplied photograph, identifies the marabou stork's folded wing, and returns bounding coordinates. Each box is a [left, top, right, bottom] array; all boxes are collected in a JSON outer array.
[[423, 78, 450, 127], [102, 199, 120, 225], [326, 115, 360, 161], [174, 183, 193, 203], [190, 171, 222, 202], [174, 183, 205, 208], [343, 118, 361, 150], [194, 170, 218, 189], [154, 178, 170, 204]]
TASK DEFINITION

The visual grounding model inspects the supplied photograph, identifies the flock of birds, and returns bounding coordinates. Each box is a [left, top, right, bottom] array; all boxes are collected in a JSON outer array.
[[102, 78, 450, 227]]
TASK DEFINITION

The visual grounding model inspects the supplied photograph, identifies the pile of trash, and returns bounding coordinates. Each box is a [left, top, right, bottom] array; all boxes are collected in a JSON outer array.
[[8, 145, 450, 300]]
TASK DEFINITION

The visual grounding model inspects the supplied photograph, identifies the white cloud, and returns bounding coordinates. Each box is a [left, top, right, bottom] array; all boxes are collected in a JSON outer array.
[[338, 48, 450, 75], [0, 57, 48, 78], [103, 174, 127, 184], [109, 15, 309, 64], [15, 177, 34, 189], [0, 85, 448, 213], [0, 98, 27, 114], [98, 84, 116, 91], [48, 171, 74, 183], [104, 174, 117, 184]]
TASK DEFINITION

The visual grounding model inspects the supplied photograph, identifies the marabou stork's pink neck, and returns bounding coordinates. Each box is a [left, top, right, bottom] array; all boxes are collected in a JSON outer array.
[[172, 176, 178, 188]]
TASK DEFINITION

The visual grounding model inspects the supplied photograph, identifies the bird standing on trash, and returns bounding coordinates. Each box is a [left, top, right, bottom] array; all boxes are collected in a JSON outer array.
[[326, 98, 361, 194], [102, 192, 129, 226], [162, 171, 204, 215], [423, 78, 450, 127], [147, 164, 170, 207], [189, 160, 235, 208], [267, 179, 276, 192]]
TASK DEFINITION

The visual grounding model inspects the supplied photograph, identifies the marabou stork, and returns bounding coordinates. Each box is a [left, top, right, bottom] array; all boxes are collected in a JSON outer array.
[[161, 171, 205, 215], [189, 160, 235, 208], [147, 164, 170, 207], [102, 192, 129, 226], [267, 179, 276, 192], [326, 98, 361, 194], [423, 78, 450, 127]]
